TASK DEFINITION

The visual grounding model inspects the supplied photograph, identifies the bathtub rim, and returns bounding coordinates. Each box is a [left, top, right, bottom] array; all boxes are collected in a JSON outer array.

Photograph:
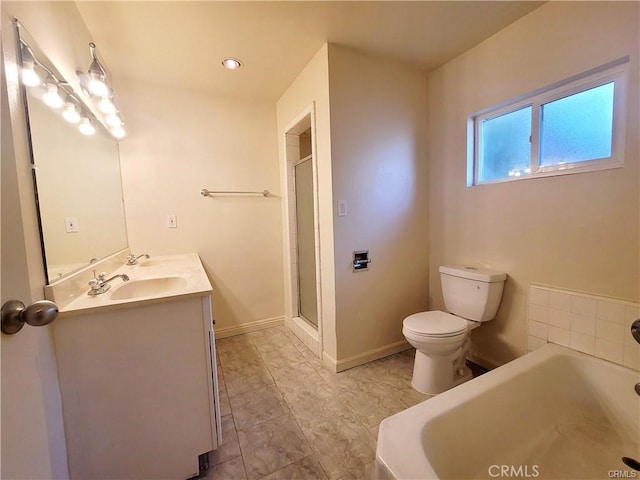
[[375, 343, 638, 480]]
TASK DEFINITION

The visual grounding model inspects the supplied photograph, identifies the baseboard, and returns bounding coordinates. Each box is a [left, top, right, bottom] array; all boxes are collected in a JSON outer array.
[[214, 316, 284, 339], [326, 340, 411, 373]]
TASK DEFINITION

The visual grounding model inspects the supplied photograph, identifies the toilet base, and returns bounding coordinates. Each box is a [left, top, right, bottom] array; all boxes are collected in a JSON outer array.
[[411, 350, 473, 395]]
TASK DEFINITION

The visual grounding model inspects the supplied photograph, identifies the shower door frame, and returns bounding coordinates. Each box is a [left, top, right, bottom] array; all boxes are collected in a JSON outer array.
[[284, 103, 323, 357]]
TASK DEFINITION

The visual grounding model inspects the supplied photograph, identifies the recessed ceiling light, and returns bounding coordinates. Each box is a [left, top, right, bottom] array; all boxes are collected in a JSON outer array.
[[222, 57, 243, 70]]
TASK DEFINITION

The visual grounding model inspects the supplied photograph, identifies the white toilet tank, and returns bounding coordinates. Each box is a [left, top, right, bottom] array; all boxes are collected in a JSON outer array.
[[439, 265, 507, 322]]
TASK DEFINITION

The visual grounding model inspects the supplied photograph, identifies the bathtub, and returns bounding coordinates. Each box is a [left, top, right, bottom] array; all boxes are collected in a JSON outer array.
[[376, 344, 640, 480]]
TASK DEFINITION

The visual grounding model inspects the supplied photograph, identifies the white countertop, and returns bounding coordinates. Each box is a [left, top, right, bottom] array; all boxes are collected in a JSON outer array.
[[54, 253, 213, 316]]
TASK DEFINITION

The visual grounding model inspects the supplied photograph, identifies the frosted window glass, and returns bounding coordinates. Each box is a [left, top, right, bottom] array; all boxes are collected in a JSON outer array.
[[540, 82, 614, 166], [479, 106, 531, 182]]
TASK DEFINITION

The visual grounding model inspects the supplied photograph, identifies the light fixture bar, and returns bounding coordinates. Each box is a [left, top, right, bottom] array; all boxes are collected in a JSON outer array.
[[17, 28, 126, 140]]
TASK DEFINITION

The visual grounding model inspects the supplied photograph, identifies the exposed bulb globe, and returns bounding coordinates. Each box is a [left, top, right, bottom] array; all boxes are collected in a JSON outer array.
[[87, 76, 108, 97], [43, 84, 64, 109], [79, 118, 96, 135], [99, 96, 116, 114], [106, 113, 122, 127], [62, 104, 81, 124], [21, 65, 41, 87]]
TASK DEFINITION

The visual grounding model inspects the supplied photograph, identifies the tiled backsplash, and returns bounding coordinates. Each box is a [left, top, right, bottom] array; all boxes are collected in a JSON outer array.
[[527, 284, 640, 371]]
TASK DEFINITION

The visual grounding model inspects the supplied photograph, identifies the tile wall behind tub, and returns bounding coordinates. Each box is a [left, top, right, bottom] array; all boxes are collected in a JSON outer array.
[[527, 285, 640, 371]]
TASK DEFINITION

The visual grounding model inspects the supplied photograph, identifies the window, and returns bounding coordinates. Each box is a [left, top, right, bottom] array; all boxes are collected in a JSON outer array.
[[469, 59, 627, 186]]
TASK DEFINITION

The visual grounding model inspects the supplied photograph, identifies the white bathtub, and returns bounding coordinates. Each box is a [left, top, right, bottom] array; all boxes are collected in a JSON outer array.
[[376, 344, 640, 480]]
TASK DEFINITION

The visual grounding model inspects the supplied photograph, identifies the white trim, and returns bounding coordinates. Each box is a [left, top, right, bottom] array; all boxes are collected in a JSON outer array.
[[214, 316, 284, 339], [285, 316, 320, 355], [327, 340, 412, 373]]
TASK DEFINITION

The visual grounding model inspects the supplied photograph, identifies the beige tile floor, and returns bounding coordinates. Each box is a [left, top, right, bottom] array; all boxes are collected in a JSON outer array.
[[207, 325, 434, 480]]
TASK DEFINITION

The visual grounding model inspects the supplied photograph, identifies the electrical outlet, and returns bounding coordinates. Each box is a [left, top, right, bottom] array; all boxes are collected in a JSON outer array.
[[65, 217, 79, 233], [167, 214, 177, 228]]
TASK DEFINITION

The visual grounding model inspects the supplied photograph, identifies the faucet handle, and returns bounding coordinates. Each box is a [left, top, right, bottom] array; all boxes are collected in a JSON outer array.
[[97, 272, 107, 282], [87, 278, 101, 295]]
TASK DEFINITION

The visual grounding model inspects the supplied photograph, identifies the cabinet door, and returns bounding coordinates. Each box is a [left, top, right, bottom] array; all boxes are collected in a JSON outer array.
[[55, 298, 213, 479]]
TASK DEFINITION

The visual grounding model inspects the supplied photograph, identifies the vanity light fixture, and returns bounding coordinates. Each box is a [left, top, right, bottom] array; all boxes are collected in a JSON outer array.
[[18, 32, 126, 140], [222, 57, 243, 70], [79, 117, 96, 136], [78, 41, 126, 139], [86, 42, 109, 97]]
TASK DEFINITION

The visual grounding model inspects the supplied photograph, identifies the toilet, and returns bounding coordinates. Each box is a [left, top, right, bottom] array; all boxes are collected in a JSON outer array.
[[403, 265, 506, 395]]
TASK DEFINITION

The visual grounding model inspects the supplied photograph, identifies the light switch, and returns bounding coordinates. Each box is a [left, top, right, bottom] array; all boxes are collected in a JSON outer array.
[[167, 214, 177, 228], [338, 200, 347, 217], [65, 217, 79, 233]]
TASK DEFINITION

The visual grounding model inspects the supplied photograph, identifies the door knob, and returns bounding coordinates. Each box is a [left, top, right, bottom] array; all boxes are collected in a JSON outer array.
[[631, 318, 640, 344], [1, 299, 59, 335]]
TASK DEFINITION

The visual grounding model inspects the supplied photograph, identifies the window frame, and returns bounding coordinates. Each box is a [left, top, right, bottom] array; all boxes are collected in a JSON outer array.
[[469, 59, 628, 186]]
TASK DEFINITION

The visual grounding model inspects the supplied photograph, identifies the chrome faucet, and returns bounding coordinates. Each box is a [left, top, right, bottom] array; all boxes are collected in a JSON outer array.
[[88, 271, 130, 295], [126, 253, 150, 265]]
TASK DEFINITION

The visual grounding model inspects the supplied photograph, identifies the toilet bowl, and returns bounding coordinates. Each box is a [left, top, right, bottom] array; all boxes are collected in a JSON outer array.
[[403, 311, 473, 394], [403, 265, 506, 395]]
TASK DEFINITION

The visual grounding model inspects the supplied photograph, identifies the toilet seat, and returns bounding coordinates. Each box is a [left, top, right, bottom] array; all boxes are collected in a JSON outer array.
[[403, 311, 468, 338]]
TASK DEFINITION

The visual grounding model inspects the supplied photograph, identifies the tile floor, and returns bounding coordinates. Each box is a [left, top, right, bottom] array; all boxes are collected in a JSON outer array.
[[206, 325, 434, 480]]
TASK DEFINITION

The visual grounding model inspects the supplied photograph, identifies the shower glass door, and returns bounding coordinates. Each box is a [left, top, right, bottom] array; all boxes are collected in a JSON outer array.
[[294, 158, 318, 328]]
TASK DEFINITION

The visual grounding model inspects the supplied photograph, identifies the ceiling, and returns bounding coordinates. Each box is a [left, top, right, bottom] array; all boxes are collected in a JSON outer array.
[[76, 1, 544, 102]]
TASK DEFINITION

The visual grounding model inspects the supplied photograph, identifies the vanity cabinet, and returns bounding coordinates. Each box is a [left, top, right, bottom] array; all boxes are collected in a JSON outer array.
[[52, 294, 221, 479]]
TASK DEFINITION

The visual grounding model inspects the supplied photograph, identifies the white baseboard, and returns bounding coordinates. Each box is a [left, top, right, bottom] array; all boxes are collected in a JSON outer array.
[[214, 316, 284, 339], [325, 340, 411, 373]]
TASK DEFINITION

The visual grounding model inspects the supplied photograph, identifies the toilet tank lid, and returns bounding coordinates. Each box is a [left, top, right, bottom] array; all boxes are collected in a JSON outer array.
[[439, 265, 506, 283]]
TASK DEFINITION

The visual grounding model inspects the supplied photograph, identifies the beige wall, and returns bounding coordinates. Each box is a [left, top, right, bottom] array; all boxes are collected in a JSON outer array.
[[327, 45, 429, 365], [427, 1, 640, 367], [118, 82, 284, 334], [276, 45, 337, 359]]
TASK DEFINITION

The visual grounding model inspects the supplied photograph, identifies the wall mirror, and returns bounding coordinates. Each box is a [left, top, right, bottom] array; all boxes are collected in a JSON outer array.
[[16, 23, 128, 283]]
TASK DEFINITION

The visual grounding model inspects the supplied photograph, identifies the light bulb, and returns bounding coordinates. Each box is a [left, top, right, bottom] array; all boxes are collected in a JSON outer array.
[[87, 75, 108, 97], [21, 61, 41, 87], [79, 117, 96, 136], [222, 57, 243, 70], [111, 126, 126, 139], [99, 96, 116, 114], [62, 103, 81, 123], [43, 84, 64, 108], [106, 113, 122, 128]]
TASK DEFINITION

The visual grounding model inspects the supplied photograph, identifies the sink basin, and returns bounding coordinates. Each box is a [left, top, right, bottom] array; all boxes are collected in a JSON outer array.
[[110, 277, 188, 300]]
